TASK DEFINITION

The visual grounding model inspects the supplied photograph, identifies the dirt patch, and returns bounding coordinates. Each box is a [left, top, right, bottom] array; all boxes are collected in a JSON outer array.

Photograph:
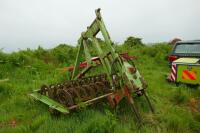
[[188, 97, 200, 113], [0, 118, 17, 128]]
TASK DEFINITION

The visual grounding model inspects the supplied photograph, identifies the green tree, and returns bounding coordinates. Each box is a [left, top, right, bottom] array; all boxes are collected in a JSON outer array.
[[124, 36, 144, 47]]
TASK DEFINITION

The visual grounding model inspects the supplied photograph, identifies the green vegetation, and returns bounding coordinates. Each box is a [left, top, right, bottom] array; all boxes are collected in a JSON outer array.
[[0, 39, 199, 133]]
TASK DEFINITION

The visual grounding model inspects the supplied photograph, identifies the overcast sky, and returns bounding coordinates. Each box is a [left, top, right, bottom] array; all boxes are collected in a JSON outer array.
[[0, 0, 200, 52]]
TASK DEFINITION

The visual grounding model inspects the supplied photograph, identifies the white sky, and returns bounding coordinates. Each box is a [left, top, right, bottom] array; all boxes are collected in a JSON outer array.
[[0, 0, 200, 52]]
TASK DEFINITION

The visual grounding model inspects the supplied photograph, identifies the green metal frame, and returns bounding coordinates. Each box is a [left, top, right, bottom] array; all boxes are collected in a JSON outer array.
[[30, 9, 154, 119], [72, 9, 123, 82], [30, 91, 69, 114], [71, 8, 145, 92]]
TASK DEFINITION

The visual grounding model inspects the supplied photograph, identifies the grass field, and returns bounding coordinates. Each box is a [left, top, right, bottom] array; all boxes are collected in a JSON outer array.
[[0, 42, 200, 133]]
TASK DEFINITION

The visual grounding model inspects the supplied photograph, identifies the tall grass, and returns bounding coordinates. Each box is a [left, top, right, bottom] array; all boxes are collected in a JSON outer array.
[[0, 42, 199, 133]]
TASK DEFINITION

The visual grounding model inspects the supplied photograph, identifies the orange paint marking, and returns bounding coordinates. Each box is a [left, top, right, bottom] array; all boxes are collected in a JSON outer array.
[[182, 70, 197, 80]]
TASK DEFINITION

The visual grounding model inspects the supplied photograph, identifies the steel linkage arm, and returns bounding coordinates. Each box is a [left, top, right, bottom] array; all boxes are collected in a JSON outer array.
[[71, 8, 122, 81]]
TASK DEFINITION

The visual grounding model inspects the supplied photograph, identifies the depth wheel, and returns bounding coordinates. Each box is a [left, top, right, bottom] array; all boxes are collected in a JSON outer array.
[[57, 89, 74, 107], [40, 85, 49, 95], [48, 85, 57, 100]]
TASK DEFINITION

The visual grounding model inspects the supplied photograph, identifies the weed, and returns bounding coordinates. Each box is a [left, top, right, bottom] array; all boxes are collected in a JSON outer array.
[[0, 42, 199, 133]]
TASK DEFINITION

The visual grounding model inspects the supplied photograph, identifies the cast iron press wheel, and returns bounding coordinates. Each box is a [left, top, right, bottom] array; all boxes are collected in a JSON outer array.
[[47, 85, 56, 99], [67, 87, 81, 103], [82, 85, 96, 98], [57, 89, 74, 106], [40, 85, 49, 95], [75, 86, 88, 100], [95, 81, 106, 93]]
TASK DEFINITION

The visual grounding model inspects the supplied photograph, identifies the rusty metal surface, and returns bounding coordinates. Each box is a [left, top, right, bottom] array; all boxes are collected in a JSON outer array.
[[39, 74, 114, 107]]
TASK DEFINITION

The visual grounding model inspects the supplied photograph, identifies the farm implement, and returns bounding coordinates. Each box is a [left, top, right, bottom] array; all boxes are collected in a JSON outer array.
[[30, 9, 154, 123]]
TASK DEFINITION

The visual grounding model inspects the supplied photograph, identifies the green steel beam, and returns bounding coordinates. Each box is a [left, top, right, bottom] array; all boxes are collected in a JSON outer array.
[[74, 65, 92, 79], [83, 40, 92, 65], [71, 38, 84, 79], [71, 8, 125, 87], [30, 92, 69, 114], [72, 8, 146, 92]]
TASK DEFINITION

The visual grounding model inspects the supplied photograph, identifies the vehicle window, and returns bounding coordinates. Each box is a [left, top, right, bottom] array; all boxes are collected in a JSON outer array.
[[174, 43, 200, 54]]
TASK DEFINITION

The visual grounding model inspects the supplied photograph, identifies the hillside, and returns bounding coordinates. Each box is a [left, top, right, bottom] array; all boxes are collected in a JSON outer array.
[[0, 42, 200, 133]]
